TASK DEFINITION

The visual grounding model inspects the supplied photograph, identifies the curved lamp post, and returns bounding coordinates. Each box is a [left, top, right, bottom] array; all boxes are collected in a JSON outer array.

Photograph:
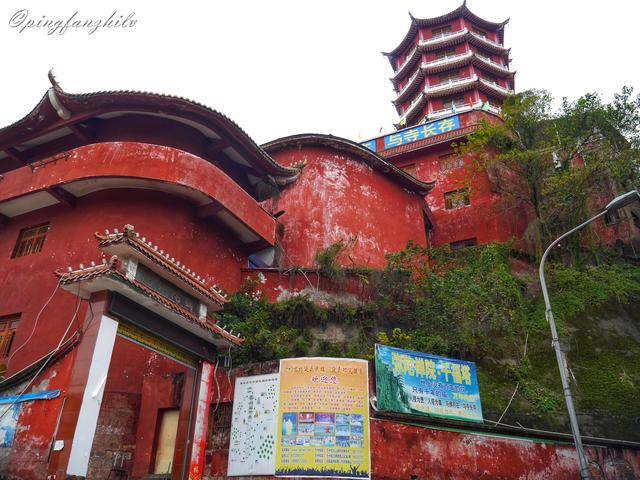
[[539, 189, 640, 480]]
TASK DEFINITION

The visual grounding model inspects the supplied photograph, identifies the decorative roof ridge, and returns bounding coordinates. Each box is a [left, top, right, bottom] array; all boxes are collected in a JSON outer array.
[[94, 224, 228, 305], [54, 254, 243, 346], [55, 255, 118, 281]]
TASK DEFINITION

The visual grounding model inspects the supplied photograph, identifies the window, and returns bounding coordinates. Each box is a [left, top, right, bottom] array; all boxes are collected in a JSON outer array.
[[444, 188, 470, 209], [439, 71, 461, 83], [135, 264, 199, 314], [434, 48, 456, 60], [451, 238, 477, 250], [432, 25, 452, 38], [0, 314, 20, 357], [482, 72, 499, 85], [472, 27, 487, 38], [443, 95, 467, 110], [401, 164, 417, 177], [12, 223, 50, 258], [440, 154, 464, 172], [208, 402, 232, 450]]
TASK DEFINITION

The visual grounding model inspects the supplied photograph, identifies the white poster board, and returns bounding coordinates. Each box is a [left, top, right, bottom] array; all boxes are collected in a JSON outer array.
[[227, 373, 279, 476]]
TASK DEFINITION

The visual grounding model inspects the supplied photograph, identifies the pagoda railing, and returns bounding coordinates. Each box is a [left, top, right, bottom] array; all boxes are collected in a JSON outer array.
[[396, 68, 422, 99], [423, 50, 472, 70], [425, 74, 478, 94], [394, 44, 420, 76], [479, 78, 514, 96], [398, 92, 425, 124], [427, 101, 501, 120], [475, 54, 510, 73], [469, 31, 505, 49], [419, 28, 468, 47]]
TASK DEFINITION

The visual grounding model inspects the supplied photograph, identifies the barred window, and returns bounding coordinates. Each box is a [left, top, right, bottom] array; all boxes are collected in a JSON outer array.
[[0, 314, 20, 357], [444, 188, 471, 209], [472, 27, 487, 38], [432, 25, 452, 38], [434, 47, 456, 60], [12, 223, 50, 258], [207, 402, 232, 450], [442, 95, 467, 110]]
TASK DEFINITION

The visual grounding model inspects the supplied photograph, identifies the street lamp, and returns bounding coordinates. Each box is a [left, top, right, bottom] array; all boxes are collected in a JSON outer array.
[[539, 189, 640, 480]]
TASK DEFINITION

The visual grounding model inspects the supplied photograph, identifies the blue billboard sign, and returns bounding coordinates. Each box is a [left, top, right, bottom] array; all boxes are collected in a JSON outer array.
[[375, 344, 483, 423]]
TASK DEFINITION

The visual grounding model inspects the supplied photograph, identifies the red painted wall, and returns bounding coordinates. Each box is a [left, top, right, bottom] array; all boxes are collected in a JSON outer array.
[[0, 192, 247, 377], [395, 141, 529, 248], [204, 364, 640, 480], [264, 145, 427, 269], [0, 351, 75, 480]]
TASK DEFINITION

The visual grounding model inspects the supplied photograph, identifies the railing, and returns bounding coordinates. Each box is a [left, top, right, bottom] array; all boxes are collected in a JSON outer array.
[[423, 50, 472, 69], [469, 30, 505, 48], [398, 93, 425, 123], [479, 78, 514, 95], [427, 103, 474, 119], [419, 28, 468, 47], [426, 101, 501, 120], [425, 74, 478, 94], [475, 54, 510, 72], [396, 68, 422, 98], [394, 44, 419, 75]]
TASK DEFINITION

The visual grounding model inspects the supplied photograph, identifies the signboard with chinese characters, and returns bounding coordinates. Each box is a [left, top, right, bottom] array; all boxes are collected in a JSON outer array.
[[360, 139, 377, 153], [381, 115, 460, 151], [375, 345, 483, 423], [227, 374, 279, 476], [275, 358, 370, 479]]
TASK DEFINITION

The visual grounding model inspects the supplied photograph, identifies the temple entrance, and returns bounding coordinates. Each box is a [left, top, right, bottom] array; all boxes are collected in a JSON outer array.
[[86, 323, 198, 480]]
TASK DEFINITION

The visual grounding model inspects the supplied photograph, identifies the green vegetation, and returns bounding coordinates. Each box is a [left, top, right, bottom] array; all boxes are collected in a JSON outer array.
[[221, 242, 640, 438], [457, 87, 640, 257]]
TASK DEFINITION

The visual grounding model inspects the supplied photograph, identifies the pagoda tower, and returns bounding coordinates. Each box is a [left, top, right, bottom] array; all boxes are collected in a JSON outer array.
[[383, 1, 514, 128]]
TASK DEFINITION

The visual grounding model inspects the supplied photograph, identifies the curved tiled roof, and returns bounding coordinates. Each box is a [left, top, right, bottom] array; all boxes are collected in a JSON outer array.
[[383, 2, 508, 61], [261, 133, 434, 195], [0, 72, 298, 182]]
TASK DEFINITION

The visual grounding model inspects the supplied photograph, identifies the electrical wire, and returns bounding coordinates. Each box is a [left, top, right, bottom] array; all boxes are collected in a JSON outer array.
[[0, 288, 82, 423], [7, 280, 61, 365], [211, 355, 221, 414]]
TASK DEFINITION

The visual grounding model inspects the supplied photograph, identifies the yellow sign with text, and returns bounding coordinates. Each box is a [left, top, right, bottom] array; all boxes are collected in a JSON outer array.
[[275, 358, 370, 478]]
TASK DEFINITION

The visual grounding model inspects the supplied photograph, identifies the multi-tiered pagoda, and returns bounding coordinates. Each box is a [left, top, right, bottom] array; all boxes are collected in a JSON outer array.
[[383, 1, 514, 127]]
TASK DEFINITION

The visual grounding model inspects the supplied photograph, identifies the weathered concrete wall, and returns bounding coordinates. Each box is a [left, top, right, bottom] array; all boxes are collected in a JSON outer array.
[[204, 362, 640, 480], [264, 145, 427, 269]]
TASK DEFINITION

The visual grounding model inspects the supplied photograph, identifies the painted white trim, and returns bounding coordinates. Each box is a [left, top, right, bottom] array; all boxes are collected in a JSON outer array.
[[66, 315, 118, 477]]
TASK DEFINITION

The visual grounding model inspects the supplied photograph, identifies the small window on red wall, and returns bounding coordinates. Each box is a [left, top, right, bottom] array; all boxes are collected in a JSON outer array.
[[0, 314, 20, 357], [12, 223, 50, 258], [444, 188, 470, 209]]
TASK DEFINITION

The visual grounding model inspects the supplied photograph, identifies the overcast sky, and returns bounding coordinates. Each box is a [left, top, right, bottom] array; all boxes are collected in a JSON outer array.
[[1, 0, 639, 144]]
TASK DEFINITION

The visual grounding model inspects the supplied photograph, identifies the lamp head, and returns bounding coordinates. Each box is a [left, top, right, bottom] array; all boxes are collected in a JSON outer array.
[[605, 189, 640, 213]]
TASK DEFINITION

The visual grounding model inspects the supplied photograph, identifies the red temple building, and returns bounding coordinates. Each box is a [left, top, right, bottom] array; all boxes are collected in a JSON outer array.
[[0, 3, 638, 480]]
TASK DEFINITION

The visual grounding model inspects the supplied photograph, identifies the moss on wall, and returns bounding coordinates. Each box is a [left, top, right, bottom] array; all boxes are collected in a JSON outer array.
[[220, 243, 640, 440]]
